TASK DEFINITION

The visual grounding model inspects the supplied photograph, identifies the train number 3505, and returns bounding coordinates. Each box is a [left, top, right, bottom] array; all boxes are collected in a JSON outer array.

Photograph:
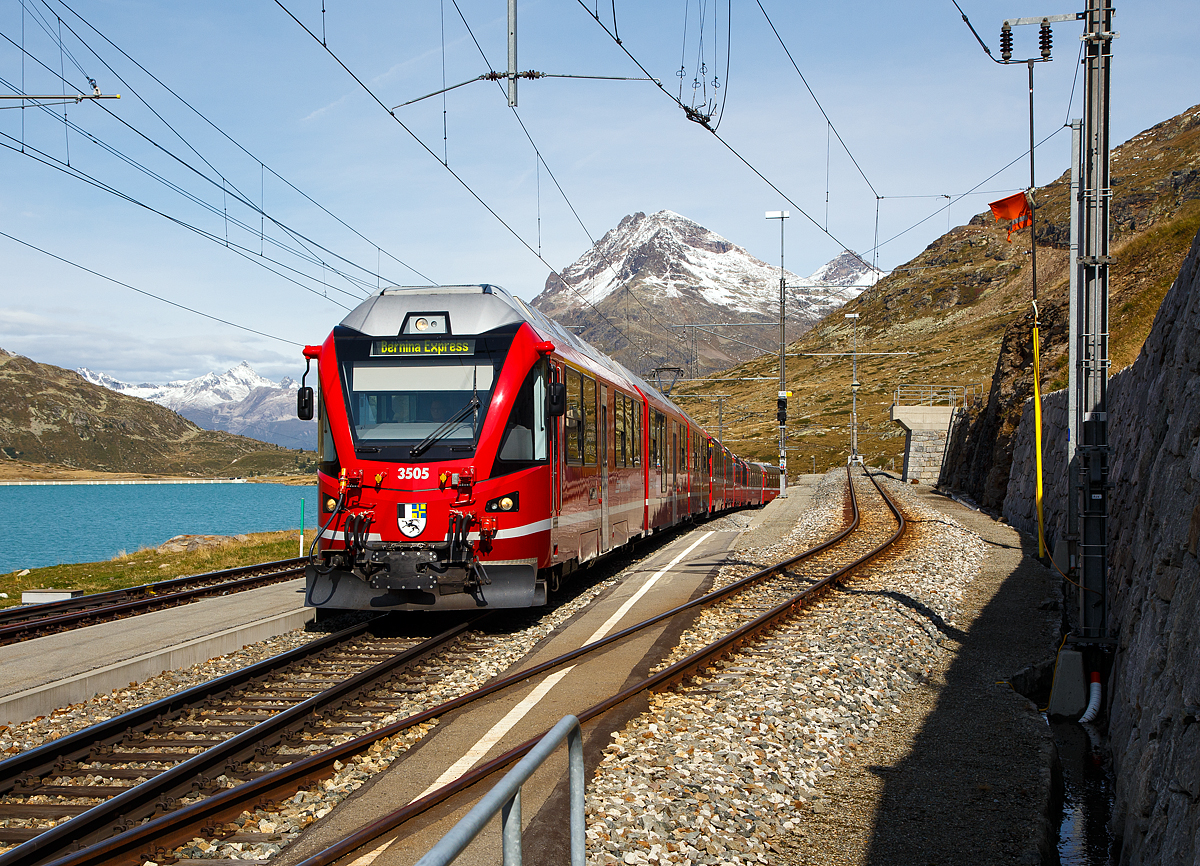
[[397, 467, 431, 480]]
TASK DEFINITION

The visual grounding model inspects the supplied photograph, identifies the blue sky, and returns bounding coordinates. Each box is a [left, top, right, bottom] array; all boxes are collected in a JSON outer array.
[[0, 1, 1195, 384]]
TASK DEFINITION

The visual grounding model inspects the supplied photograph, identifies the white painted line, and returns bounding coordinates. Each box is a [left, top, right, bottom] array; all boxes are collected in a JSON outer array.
[[585, 531, 714, 644], [409, 529, 715, 804], [347, 835, 396, 866], [416, 667, 574, 799]]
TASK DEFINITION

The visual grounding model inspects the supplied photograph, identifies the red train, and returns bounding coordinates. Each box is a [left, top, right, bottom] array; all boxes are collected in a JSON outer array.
[[296, 284, 780, 612]]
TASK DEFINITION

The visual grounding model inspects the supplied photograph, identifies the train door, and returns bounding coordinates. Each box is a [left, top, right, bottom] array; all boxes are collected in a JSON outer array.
[[551, 363, 562, 522], [670, 424, 678, 524], [600, 385, 609, 550]]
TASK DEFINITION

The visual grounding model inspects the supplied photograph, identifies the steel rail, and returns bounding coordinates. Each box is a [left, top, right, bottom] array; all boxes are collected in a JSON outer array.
[[0, 558, 306, 624], [291, 467, 904, 866], [0, 614, 489, 866], [0, 559, 306, 644], [28, 468, 887, 866]]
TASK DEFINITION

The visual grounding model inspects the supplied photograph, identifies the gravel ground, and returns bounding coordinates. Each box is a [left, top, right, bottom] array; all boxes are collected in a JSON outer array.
[[581, 471, 1057, 866], [3, 474, 1061, 865], [31, 537, 683, 864]]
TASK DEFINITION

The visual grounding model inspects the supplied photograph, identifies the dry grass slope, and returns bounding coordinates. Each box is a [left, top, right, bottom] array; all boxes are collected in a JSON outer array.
[[676, 104, 1200, 483]]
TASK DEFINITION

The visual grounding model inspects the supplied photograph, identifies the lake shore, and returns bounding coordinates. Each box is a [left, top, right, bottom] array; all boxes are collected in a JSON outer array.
[[0, 460, 313, 486]]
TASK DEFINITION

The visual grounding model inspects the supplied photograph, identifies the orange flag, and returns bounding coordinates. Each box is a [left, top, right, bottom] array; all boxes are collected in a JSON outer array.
[[989, 191, 1032, 242]]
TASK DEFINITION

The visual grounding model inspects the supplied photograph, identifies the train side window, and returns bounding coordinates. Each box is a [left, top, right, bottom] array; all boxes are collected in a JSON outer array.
[[565, 368, 582, 464], [615, 392, 627, 468], [655, 412, 666, 492], [582, 375, 597, 465], [632, 399, 642, 466], [650, 410, 659, 470]]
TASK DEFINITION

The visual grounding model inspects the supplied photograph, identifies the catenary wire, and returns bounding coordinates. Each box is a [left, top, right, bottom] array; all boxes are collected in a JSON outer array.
[[875, 125, 1068, 251], [0, 95, 367, 302], [274, 0, 696, 368], [444, 0, 690, 362], [754, 0, 879, 199], [42, 0, 436, 286], [0, 30, 383, 299], [0, 123, 356, 308], [573, 0, 880, 277], [0, 227, 304, 346]]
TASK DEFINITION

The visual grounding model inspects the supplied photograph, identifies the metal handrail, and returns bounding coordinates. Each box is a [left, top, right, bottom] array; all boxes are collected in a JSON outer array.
[[892, 383, 984, 408], [415, 715, 586, 866]]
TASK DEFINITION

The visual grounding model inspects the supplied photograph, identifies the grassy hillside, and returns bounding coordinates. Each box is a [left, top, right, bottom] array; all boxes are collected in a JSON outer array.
[[675, 104, 1200, 481], [0, 350, 315, 478]]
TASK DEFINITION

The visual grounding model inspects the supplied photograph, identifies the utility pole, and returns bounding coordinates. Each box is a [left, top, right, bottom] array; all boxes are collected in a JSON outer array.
[[1075, 0, 1115, 643], [507, 0, 518, 107], [766, 210, 789, 497]]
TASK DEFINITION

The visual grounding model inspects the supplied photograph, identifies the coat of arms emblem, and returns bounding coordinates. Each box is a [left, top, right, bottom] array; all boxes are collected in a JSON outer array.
[[398, 503, 427, 538]]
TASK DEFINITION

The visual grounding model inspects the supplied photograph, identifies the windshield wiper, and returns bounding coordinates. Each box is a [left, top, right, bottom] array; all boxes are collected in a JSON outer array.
[[410, 396, 481, 458]]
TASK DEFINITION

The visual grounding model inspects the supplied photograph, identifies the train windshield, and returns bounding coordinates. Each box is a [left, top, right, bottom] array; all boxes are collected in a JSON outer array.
[[349, 364, 493, 442], [335, 332, 513, 460]]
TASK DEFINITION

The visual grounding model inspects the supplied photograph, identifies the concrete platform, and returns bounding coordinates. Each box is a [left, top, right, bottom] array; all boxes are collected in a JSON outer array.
[[0, 579, 312, 726], [737, 473, 822, 549]]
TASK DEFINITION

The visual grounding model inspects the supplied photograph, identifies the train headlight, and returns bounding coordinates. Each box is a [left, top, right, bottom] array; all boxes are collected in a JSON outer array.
[[485, 492, 519, 513], [324, 496, 338, 513], [414, 317, 429, 331]]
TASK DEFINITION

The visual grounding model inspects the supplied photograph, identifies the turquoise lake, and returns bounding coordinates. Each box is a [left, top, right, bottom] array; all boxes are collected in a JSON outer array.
[[0, 482, 316, 573]]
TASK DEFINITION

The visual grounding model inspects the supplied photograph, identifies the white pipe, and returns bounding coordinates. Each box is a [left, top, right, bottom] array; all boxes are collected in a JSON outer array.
[[1079, 671, 1102, 722]]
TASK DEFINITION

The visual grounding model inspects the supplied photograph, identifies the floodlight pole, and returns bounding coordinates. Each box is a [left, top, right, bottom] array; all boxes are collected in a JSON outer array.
[[766, 210, 789, 496], [845, 313, 861, 464]]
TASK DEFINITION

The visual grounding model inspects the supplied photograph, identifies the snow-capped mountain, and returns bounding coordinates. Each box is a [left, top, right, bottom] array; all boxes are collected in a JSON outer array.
[[78, 362, 315, 450], [532, 210, 885, 376]]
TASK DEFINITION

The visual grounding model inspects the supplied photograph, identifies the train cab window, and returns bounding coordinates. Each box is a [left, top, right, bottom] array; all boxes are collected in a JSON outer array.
[[495, 360, 548, 471], [565, 368, 582, 464], [317, 391, 340, 477], [582, 375, 597, 465], [348, 363, 494, 441]]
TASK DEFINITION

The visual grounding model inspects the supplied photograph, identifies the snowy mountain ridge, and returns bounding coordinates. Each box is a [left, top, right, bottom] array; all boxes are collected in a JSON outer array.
[[532, 210, 886, 375], [78, 362, 313, 450]]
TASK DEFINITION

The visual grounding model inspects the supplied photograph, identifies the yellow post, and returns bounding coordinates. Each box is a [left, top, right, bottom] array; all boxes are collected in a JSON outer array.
[[1032, 310, 1046, 558]]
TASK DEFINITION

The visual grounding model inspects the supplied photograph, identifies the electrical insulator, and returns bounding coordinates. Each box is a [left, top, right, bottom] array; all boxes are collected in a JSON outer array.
[[1039, 21, 1052, 60], [1000, 24, 1013, 61], [777, 396, 787, 425]]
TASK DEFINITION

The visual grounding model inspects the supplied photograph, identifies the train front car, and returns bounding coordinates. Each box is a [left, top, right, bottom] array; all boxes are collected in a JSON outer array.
[[301, 285, 557, 612]]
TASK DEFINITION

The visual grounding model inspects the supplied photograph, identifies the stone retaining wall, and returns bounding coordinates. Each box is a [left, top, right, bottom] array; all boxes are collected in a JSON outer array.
[[1003, 227, 1200, 865], [900, 429, 948, 483]]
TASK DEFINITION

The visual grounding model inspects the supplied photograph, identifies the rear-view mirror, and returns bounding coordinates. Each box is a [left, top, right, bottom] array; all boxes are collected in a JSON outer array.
[[547, 382, 566, 417], [297, 386, 314, 420]]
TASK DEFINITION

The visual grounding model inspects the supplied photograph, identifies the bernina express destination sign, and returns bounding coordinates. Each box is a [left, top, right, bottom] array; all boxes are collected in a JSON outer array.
[[371, 339, 475, 357]]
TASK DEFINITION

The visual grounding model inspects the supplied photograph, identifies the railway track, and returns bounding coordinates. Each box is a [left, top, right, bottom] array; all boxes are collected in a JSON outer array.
[[0, 468, 903, 866], [0, 613, 505, 863], [0, 559, 307, 646]]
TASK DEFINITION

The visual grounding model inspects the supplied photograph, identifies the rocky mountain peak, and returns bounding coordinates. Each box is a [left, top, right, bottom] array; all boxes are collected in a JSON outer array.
[[531, 210, 884, 376]]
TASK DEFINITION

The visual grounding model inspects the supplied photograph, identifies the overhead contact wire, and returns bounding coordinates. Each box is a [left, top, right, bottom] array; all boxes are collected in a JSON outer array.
[[573, 0, 878, 277], [275, 0, 683, 365], [0, 228, 303, 346], [446, 1, 688, 361], [38, 0, 435, 286]]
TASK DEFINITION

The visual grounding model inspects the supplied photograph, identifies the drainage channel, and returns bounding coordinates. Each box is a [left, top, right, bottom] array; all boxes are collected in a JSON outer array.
[[1052, 720, 1116, 866]]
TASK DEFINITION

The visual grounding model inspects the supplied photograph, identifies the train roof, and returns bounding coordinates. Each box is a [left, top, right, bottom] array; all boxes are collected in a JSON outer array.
[[340, 284, 707, 432]]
